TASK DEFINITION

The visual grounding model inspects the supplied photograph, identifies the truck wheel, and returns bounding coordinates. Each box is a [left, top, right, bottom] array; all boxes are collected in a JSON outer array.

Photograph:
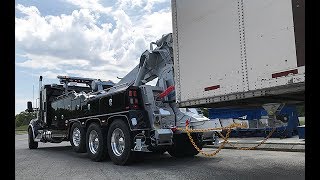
[[28, 127, 38, 149], [86, 123, 108, 161], [70, 123, 86, 153], [168, 133, 203, 158], [107, 119, 134, 165]]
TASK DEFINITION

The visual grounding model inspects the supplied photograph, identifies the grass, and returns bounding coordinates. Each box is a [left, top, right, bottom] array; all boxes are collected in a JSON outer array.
[[15, 125, 28, 134]]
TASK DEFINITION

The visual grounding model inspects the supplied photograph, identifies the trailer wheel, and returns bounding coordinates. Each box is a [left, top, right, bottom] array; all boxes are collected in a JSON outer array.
[[86, 123, 108, 161], [107, 119, 134, 165], [28, 127, 38, 149], [70, 123, 86, 153], [168, 133, 203, 158]]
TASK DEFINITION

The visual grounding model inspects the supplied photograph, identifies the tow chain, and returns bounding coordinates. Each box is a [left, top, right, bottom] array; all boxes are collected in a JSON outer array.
[[216, 128, 276, 150], [176, 120, 277, 156], [185, 123, 232, 157]]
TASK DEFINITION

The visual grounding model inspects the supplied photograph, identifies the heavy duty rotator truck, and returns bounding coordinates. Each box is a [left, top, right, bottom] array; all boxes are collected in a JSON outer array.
[[27, 33, 220, 165]]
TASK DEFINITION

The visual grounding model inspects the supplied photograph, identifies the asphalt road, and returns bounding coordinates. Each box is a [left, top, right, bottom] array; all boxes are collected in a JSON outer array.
[[15, 134, 305, 180]]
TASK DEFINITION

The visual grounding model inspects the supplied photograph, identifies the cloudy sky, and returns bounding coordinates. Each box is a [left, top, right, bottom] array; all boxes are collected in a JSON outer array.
[[15, 0, 172, 114]]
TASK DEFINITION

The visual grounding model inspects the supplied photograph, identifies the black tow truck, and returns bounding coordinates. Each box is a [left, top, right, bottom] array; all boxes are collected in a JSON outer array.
[[27, 76, 154, 164], [27, 34, 217, 165]]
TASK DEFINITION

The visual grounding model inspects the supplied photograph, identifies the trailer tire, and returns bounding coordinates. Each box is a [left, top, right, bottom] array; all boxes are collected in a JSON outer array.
[[70, 123, 86, 153], [86, 123, 108, 161], [107, 119, 134, 165], [168, 133, 203, 158], [28, 127, 38, 149]]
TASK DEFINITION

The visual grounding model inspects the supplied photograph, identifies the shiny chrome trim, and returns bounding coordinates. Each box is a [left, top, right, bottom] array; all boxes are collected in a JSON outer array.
[[72, 127, 81, 147], [111, 128, 125, 156], [88, 130, 99, 154], [68, 111, 130, 121]]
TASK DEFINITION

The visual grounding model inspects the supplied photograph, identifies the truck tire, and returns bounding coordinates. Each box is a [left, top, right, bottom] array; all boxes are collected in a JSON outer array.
[[28, 127, 38, 149], [70, 123, 86, 153], [86, 123, 108, 161], [167, 133, 203, 158], [107, 119, 134, 165]]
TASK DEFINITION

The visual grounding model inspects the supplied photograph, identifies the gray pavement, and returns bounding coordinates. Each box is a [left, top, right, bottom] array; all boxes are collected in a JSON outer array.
[[207, 135, 305, 152], [16, 134, 305, 180], [226, 135, 305, 145]]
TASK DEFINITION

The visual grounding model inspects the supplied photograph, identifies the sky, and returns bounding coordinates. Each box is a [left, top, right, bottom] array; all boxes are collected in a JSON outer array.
[[15, 0, 172, 114]]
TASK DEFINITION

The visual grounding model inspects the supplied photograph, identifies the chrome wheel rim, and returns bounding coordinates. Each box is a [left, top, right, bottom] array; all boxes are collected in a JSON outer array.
[[111, 128, 125, 156], [72, 127, 81, 147], [89, 130, 99, 154]]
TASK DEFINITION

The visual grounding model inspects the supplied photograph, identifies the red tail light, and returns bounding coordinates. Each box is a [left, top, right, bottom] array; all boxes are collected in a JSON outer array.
[[128, 89, 139, 109]]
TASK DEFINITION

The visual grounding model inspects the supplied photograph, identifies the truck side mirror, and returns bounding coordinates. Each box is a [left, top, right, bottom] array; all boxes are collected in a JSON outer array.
[[27, 101, 33, 112]]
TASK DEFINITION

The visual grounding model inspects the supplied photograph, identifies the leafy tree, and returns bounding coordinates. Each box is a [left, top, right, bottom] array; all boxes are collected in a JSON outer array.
[[15, 111, 37, 127], [296, 104, 305, 117], [200, 108, 209, 118]]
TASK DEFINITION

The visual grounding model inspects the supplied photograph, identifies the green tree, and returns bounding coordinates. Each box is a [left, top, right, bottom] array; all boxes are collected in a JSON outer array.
[[15, 111, 37, 127], [200, 108, 209, 118], [296, 104, 305, 117]]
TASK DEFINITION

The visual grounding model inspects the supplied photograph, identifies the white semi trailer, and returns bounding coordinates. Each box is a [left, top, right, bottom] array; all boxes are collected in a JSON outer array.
[[172, 0, 305, 108]]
